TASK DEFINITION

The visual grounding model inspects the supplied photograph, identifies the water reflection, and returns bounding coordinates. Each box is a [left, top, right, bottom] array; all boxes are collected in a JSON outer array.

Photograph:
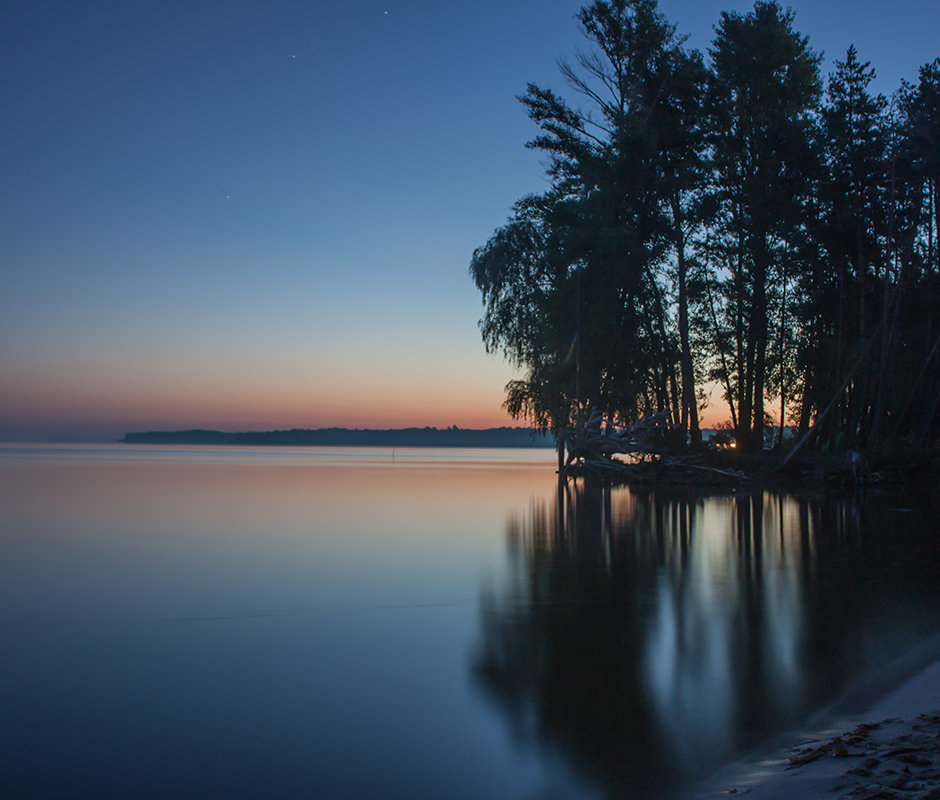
[[0, 449, 565, 799], [473, 481, 940, 798]]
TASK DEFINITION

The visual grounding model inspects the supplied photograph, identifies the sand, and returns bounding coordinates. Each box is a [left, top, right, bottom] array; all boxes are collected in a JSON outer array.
[[690, 653, 940, 799]]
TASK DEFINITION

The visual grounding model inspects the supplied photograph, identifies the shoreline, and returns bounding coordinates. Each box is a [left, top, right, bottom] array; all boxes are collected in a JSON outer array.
[[690, 633, 940, 798]]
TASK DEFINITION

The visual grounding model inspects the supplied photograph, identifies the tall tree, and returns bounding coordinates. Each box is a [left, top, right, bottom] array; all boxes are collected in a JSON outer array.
[[520, 0, 678, 423], [656, 43, 709, 445], [705, 1, 822, 449], [805, 46, 889, 448], [878, 58, 940, 447], [472, 0, 939, 460], [491, 0, 707, 433]]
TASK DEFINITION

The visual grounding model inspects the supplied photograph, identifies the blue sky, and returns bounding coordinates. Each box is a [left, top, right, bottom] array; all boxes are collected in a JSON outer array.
[[2, 0, 937, 440]]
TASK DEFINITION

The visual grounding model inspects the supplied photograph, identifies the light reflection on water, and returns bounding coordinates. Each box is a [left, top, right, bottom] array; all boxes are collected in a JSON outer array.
[[1, 445, 939, 799], [473, 481, 940, 798]]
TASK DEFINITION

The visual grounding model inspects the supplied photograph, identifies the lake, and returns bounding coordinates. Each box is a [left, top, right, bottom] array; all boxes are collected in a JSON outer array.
[[2, 444, 939, 798]]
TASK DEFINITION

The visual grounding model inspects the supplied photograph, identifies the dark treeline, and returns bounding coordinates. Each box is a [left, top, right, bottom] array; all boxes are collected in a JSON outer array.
[[471, 0, 940, 456], [122, 427, 553, 448]]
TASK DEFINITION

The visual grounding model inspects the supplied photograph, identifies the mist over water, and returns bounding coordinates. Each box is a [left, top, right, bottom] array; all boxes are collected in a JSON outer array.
[[1, 445, 938, 798]]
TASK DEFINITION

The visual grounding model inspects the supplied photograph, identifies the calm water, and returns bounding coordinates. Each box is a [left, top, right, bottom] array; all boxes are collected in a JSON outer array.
[[2, 444, 940, 799]]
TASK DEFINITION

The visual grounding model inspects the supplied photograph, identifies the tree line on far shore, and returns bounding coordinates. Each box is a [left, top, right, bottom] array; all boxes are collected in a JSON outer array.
[[122, 427, 553, 448], [471, 0, 940, 454]]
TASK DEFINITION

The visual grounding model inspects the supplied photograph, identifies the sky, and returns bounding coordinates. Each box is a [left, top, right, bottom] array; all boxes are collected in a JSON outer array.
[[2, 0, 938, 441]]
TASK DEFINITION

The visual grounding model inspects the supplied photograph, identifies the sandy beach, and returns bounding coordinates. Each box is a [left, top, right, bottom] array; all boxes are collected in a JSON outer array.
[[691, 638, 940, 799]]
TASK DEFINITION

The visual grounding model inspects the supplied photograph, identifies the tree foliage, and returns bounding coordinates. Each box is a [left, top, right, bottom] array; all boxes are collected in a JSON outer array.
[[471, 0, 940, 456]]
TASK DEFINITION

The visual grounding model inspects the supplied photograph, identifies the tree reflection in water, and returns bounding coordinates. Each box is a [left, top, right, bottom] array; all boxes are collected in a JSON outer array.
[[472, 480, 940, 799]]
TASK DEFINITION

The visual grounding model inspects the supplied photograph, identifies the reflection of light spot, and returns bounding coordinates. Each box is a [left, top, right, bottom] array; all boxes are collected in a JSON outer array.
[[226, 195, 231, 200]]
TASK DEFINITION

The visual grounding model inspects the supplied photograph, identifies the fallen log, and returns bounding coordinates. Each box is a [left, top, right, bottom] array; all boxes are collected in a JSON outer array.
[[559, 410, 751, 484]]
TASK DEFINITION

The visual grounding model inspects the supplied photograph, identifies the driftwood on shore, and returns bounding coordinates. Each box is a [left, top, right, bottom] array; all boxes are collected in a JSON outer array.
[[556, 408, 926, 487], [560, 408, 749, 484]]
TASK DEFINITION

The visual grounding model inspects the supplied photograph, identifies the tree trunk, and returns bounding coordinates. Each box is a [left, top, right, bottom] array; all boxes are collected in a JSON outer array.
[[777, 258, 788, 449], [748, 235, 769, 450], [704, 258, 738, 431], [735, 227, 750, 447], [671, 192, 700, 446]]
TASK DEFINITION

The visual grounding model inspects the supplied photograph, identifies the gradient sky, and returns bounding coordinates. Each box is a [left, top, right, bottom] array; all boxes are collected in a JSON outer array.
[[2, 0, 938, 440]]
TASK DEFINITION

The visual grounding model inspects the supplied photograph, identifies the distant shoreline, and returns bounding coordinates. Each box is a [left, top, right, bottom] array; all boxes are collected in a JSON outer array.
[[121, 427, 555, 448]]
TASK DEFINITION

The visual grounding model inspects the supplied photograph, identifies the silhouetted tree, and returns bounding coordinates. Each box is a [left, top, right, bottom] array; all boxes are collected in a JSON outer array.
[[475, 0, 710, 443], [470, 194, 577, 466], [703, 1, 821, 449], [876, 58, 940, 447], [796, 46, 889, 447], [472, 0, 939, 458]]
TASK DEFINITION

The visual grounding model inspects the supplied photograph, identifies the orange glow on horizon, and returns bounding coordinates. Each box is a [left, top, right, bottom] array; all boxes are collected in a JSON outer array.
[[2, 377, 741, 436], [0, 375, 518, 434], [2, 363, 739, 437]]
